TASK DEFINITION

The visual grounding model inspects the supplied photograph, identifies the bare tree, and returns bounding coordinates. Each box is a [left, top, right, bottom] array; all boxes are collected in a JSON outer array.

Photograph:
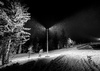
[[0, 0, 31, 65]]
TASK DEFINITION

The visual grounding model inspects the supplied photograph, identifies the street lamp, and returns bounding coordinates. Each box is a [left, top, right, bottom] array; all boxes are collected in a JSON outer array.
[[42, 28, 51, 56], [38, 24, 55, 56], [32, 23, 60, 57], [38, 26, 49, 56], [46, 26, 57, 56], [46, 29, 49, 56]]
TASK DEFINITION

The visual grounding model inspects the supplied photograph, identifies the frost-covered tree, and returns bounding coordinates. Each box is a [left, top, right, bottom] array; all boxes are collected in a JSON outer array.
[[67, 38, 75, 48], [0, 0, 31, 65]]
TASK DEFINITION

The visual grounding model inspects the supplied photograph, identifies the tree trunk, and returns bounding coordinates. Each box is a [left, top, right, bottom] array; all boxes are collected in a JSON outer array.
[[1, 45, 6, 65], [18, 44, 22, 54], [5, 39, 11, 64], [2, 53, 6, 65]]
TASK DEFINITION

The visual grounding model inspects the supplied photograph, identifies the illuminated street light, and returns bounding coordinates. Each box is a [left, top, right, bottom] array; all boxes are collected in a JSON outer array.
[[41, 27, 52, 56], [96, 38, 100, 41], [38, 24, 58, 56], [38, 25, 49, 56], [46, 26, 59, 56], [46, 26, 55, 56], [94, 38, 100, 42]]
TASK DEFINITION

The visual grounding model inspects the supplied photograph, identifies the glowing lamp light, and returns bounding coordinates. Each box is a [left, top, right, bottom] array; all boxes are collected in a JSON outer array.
[[95, 38, 100, 41], [36, 23, 61, 57], [97, 38, 100, 40], [40, 26, 46, 31], [49, 26, 54, 31], [37, 24, 46, 31]]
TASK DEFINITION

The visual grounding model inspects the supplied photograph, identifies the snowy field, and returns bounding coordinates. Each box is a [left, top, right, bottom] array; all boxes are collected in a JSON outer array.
[[10, 47, 100, 65], [1, 46, 100, 71], [0, 47, 100, 64]]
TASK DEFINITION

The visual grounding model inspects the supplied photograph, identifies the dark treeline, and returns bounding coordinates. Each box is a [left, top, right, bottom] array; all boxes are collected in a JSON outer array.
[[24, 29, 69, 52]]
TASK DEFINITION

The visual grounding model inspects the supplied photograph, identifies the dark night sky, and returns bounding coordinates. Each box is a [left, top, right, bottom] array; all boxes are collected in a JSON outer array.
[[21, 0, 100, 43]]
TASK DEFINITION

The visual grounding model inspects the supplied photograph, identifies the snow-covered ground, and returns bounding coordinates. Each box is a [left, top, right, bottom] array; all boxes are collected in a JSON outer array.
[[0, 47, 77, 66], [9, 47, 78, 63], [0, 46, 100, 68]]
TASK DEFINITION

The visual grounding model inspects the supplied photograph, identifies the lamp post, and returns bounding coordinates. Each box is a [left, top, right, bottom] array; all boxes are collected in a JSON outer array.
[[38, 24, 62, 57], [46, 29, 49, 56], [46, 27, 55, 56], [39, 25, 49, 56], [39, 26, 49, 56], [39, 25, 55, 56]]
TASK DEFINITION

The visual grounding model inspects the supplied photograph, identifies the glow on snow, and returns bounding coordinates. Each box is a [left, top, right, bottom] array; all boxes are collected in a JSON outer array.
[[11, 48, 100, 63]]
